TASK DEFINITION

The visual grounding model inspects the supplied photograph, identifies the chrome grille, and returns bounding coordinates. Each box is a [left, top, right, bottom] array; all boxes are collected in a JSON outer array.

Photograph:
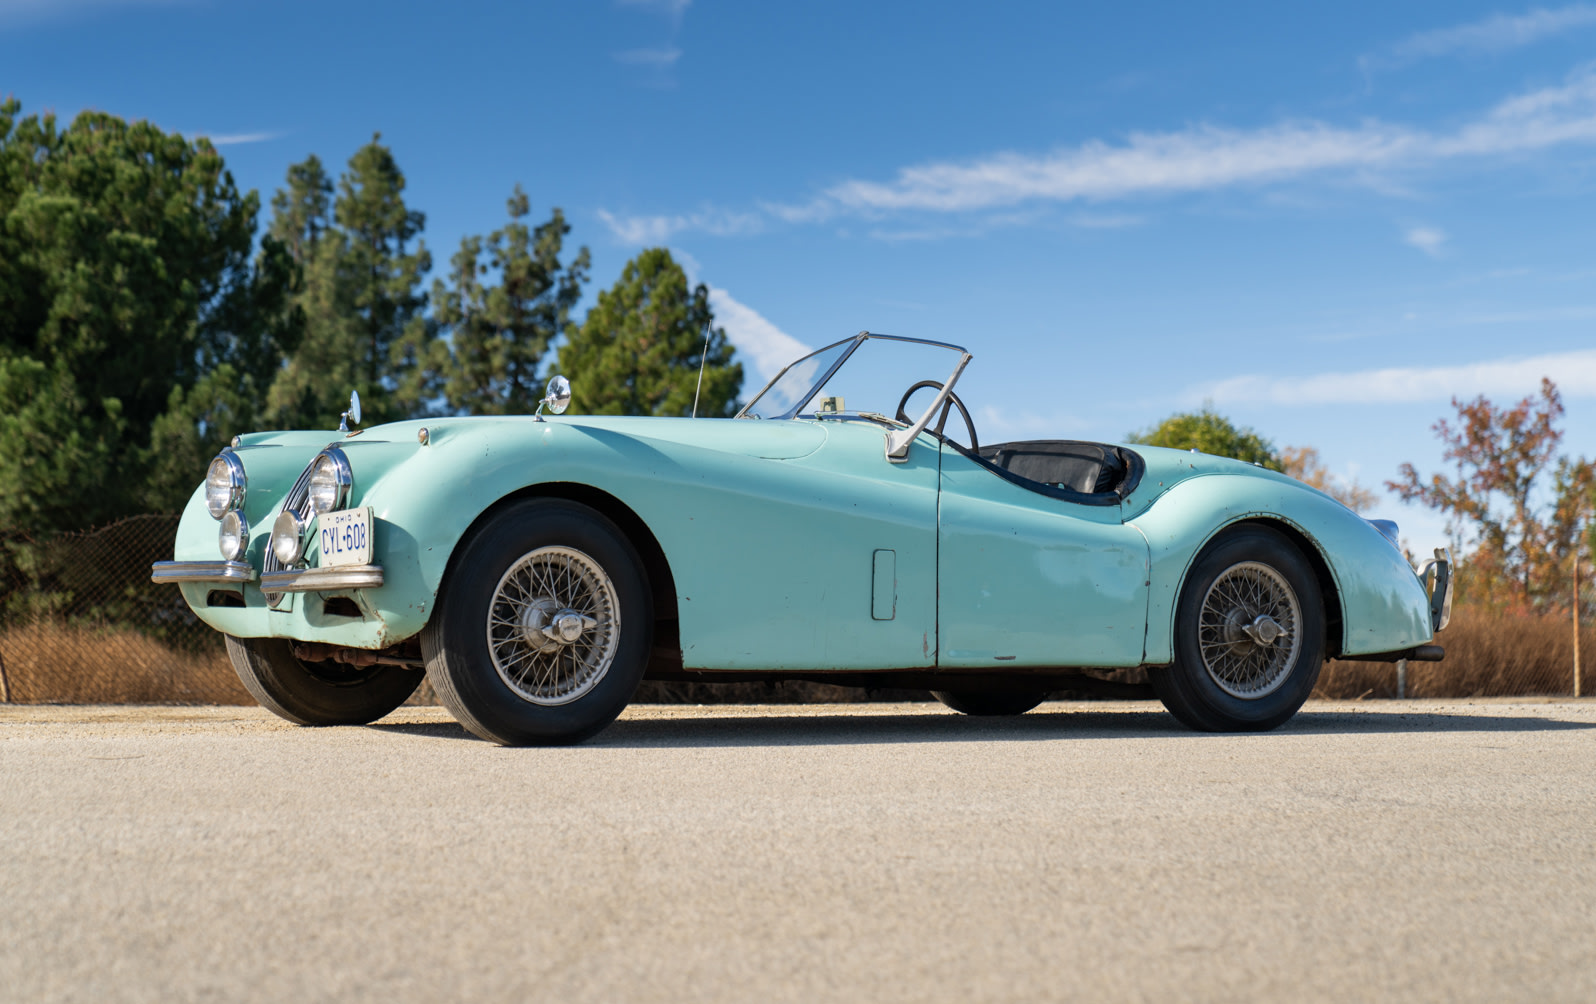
[[263, 453, 321, 608]]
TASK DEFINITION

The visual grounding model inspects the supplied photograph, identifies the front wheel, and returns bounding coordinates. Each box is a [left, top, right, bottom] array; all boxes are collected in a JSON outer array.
[[422, 499, 652, 746], [1150, 525, 1325, 732], [224, 635, 422, 726]]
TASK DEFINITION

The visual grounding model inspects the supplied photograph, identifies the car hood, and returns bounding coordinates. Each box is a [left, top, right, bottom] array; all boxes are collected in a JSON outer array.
[[311, 414, 831, 461]]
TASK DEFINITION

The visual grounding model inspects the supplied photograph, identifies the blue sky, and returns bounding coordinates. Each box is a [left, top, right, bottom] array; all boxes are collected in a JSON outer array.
[[6, 0, 1596, 551]]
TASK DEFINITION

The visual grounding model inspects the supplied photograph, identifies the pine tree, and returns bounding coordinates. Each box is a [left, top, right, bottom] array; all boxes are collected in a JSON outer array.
[[266, 136, 434, 428], [437, 186, 591, 415], [0, 99, 296, 529], [555, 249, 741, 417]]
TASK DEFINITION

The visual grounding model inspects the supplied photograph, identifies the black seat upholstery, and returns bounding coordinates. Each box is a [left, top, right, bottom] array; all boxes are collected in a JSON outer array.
[[977, 440, 1127, 494]]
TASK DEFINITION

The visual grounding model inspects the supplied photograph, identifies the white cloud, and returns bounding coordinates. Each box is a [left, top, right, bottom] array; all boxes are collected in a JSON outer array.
[[597, 208, 761, 245], [632, 66, 1596, 240], [705, 287, 810, 384], [1404, 225, 1448, 256], [1380, 5, 1596, 66], [818, 67, 1596, 215], [201, 131, 281, 146], [1069, 212, 1146, 229], [1196, 348, 1596, 406], [612, 46, 680, 68]]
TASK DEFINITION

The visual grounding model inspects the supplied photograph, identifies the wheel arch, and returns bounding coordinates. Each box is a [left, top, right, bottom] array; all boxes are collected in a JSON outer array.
[[441, 482, 680, 627], [1223, 517, 1344, 658]]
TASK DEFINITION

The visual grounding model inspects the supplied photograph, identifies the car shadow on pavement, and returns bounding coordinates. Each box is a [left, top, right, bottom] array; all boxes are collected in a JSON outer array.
[[369, 704, 1596, 748]]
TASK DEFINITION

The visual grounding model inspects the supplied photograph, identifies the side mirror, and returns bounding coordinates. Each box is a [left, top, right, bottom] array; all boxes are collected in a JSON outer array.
[[535, 376, 572, 421], [339, 390, 362, 433]]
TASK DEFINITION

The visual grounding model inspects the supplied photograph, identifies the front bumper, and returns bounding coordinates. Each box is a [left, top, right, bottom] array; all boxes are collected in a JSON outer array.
[[150, 560, 383, 593], [260, 564, 384, 593], [150, 560, 255, 584]]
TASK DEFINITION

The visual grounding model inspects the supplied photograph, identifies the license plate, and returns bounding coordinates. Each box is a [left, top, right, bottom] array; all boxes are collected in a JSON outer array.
[[318, 507, 373, 567]]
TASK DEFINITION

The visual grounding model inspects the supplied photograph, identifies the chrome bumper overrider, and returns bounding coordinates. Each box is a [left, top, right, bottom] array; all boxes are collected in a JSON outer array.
[[1417, 548, 1453, 634], [150, 560, 256, 584], [260, 564, 384, 593]]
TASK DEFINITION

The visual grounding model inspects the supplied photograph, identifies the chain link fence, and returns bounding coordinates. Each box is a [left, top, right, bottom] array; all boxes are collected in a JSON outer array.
[[1, 515, 1589, 704], [0, 515, 248, 703]]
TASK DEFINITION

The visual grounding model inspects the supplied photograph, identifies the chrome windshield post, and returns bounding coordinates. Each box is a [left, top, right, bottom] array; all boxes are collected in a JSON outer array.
[[884, 351, 973, 462]]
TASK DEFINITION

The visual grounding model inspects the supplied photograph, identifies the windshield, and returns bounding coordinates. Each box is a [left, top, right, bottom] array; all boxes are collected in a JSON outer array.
[[737, 338, 855, 420], [738, 332, 970, 423]]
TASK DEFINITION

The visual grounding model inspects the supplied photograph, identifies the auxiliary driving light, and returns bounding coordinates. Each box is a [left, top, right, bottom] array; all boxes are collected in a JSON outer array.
[[218, 510, 250, 562], [271, 510, 305, 566]]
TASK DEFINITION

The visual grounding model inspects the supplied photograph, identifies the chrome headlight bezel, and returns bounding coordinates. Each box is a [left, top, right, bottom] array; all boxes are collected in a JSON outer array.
[[271, 509, 306, 567], [205, 450, 247, 521], [306, 447, 353, 518], [218, 510, 250, 562]]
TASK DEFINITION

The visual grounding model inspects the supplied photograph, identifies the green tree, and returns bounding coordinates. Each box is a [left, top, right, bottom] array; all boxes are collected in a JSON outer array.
[[1128, 404, 1282, 471], [436, 187, 591, 415], [555, 249, 741, 417], [267, 137, 433, 427], [0, 99, 297, 531]]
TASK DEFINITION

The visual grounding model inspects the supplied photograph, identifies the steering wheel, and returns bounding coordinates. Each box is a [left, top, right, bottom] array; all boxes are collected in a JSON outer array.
[[894, 380, 979, 452]]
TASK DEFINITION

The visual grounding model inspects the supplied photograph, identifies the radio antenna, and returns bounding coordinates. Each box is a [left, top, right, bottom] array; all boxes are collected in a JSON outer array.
[[692, 318, 712, 418]]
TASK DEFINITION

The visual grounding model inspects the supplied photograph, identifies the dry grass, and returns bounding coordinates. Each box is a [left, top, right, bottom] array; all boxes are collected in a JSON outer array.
[[3, 605, 1588, 705], [1317, 606, 1591, 699], [0, 622, 249, 704]]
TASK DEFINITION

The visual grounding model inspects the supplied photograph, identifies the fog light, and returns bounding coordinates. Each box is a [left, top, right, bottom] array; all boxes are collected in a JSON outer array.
[[218, 510, 249, 562], [271, 509, 305, 566]]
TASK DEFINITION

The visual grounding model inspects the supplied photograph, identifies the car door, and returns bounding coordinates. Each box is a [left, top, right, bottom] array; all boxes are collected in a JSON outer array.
[[936, 445, 1150, 669]]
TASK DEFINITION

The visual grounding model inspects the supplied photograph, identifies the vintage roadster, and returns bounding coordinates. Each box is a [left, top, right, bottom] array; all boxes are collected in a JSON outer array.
[[153, 332, 1451, 745]]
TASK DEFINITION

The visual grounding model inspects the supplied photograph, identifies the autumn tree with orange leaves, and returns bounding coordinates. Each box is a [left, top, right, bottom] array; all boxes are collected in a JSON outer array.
[[1389, 378, 1593, 613]]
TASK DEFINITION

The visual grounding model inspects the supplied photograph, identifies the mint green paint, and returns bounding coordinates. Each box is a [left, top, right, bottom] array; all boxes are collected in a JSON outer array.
[[936, 445, 1149, 667], [170, 419, 1431, 670], [871, 549, 896, 621], [175, 416, 941, 668], [1126, 446, 1433, 662]]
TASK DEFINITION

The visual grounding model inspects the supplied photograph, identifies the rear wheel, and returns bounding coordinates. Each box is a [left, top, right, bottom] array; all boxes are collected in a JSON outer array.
[[931, 690, 1047, 716], [224, 635, 421, 726], [1151, 525, 1325, 732], [422, 499, 652, 746]]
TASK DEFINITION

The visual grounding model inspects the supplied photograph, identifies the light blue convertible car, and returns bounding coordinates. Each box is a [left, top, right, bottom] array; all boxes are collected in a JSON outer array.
[[153, 333, 1452, 745]]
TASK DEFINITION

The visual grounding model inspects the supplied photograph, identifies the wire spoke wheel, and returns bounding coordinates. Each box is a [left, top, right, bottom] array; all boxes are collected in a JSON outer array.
[[487, 546, 621, 706], [1197, 560, 1302, 699]]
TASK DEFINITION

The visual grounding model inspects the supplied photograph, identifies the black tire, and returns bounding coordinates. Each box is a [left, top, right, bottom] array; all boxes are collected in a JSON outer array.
[[422, 499, 652, 746], [224, 635, 422, 726], [930, 690, 1047, 716], [1150, 525, 1325, 732]]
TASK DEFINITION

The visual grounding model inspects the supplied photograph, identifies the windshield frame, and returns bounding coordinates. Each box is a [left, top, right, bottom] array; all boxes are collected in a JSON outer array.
[[735, 331, 971, 422]]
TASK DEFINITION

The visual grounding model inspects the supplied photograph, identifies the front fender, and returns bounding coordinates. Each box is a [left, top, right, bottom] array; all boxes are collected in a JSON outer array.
[[1130, 474, 1433, 663]]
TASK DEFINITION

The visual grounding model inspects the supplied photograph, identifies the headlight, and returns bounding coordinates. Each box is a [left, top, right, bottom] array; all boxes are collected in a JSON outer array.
[[205, 451, 247, 520], [218, 510, 249, 562], [271, 510, 305, 566], [306, 449, 352, 517]]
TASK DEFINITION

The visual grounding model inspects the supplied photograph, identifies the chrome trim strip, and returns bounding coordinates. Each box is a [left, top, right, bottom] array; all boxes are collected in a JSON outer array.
[[260, 564, 384, 593], [150, 560, 256, 584]]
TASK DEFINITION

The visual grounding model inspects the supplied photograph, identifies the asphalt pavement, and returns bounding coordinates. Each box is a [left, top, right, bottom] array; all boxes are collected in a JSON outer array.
[[3, 699, 1594, 1002]]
